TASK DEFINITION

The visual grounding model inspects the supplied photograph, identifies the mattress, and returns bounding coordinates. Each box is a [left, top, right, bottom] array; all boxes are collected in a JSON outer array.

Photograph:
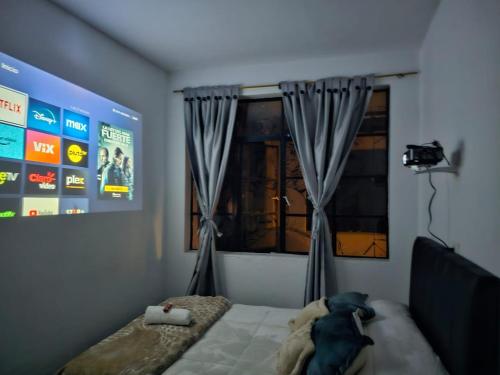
[[360, 300, 448, 375], [163, 300, 449, 375], [163, 304, 300, 375]]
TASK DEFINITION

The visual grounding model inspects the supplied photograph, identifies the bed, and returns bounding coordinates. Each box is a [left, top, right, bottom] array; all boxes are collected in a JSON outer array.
[[60, 237, 499, 375]]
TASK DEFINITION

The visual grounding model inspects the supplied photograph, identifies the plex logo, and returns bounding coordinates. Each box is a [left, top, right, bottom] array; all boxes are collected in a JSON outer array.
[[66, 175, 85, 187], [63, 169, 87, 196], [0, 171, 19, 185]]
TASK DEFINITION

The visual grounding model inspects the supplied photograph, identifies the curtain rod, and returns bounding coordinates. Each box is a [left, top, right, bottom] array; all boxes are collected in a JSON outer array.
[[172, 71, 418, 94]]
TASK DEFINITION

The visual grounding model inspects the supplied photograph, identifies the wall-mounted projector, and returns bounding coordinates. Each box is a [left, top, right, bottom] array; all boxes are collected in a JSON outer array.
[[402, 141, 444, 171]]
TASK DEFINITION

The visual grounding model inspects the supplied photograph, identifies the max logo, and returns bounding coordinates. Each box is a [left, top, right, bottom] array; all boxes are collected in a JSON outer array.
[[0, 172, 19, 185], [33, 141, 55, 154], [33, 110, 57, 125], [66, 119, 87, 132]]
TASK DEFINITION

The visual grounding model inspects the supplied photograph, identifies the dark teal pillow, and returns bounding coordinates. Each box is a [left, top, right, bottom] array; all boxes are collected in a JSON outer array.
[[326, 292, 376, 321], [307, 310, 374, 375]]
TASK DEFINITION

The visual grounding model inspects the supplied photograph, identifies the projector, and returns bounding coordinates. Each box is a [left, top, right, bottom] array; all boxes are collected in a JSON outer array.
[[402, 141, 444, 171]]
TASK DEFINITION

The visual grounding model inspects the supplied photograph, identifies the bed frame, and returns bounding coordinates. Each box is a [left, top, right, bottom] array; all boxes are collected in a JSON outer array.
[[409, 237, 499, 375]]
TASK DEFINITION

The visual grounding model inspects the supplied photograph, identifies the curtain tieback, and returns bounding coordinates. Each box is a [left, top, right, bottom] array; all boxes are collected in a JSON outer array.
[[312, 206, 326, 240], [200, 216, 223, 238]]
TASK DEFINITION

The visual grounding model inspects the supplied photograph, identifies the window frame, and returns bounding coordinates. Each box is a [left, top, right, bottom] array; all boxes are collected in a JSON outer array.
[[188, 88, 390, 259]]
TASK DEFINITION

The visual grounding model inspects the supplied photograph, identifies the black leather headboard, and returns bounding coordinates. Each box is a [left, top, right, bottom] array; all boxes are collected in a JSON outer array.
[[409, 237, 499, 375]]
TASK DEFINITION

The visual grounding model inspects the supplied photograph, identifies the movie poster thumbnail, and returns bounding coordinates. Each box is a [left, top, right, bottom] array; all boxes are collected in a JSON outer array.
[[97, 122, 134, 201]]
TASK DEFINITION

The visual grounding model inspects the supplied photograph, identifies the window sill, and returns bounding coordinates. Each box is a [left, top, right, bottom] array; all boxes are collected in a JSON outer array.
[[184, 249, 309, 259]]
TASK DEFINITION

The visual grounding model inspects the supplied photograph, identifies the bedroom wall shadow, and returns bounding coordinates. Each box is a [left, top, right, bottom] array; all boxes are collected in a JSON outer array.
[[0, 1, 168, 374]]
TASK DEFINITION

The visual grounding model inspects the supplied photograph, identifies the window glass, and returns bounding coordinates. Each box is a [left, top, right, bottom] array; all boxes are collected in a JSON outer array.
[[190, 90, 389, 258]]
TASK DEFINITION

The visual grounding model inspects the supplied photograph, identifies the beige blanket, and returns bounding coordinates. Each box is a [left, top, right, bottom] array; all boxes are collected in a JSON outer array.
[[58, 295, 232, 375], [277, 297, 330, 375]]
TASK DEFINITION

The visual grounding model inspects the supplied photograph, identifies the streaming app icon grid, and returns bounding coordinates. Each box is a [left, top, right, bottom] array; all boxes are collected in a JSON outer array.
[[0, 92, 93, 214], [0, 50, 142, 218]]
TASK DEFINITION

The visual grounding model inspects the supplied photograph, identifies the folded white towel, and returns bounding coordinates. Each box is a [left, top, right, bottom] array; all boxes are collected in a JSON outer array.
[[144, 306, 192, 326]]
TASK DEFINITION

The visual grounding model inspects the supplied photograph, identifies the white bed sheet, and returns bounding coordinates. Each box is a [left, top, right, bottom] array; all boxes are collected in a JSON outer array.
[[360, 300, 449, 375], [163, 300, 449, 375], [163, 304, 300, 375]]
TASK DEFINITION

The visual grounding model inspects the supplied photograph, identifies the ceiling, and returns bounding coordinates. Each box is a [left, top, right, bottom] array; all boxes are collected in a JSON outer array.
[[51, 0, 439, 72]]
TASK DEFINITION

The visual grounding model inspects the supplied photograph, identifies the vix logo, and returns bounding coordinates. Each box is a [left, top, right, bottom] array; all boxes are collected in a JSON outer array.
[[33, 141, 55, 154], [25, 130, 61, 164]]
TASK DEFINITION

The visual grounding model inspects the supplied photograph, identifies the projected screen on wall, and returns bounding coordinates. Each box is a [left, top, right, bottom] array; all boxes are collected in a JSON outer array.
[[0, 52, 142, 218]]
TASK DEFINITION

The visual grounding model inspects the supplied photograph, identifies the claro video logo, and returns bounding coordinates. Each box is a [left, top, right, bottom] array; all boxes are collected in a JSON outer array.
[[0, 160, 22, 194], [25, 130, 61, 164], [62, 168, 87, 196], [25, 164, 58, 195], [63, 139, 88, 167]]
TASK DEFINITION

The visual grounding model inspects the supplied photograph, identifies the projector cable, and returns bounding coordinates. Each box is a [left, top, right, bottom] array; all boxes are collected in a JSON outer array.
[[426, 167, 450, 248]]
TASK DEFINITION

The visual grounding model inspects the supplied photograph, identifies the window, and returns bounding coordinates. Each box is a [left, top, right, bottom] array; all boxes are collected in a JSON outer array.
[[190, 89, 389, 258]]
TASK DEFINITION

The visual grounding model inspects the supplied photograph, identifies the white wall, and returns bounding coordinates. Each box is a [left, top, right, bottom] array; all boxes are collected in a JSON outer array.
[[165, 49, 421, 308], [0, 1, 168, 374], [419, 0, 500, 277]]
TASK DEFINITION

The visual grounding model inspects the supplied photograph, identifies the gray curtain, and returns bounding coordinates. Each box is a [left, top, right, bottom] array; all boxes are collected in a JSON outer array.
[[184, 85, 240, 296], [280, 76, 374, 304]]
